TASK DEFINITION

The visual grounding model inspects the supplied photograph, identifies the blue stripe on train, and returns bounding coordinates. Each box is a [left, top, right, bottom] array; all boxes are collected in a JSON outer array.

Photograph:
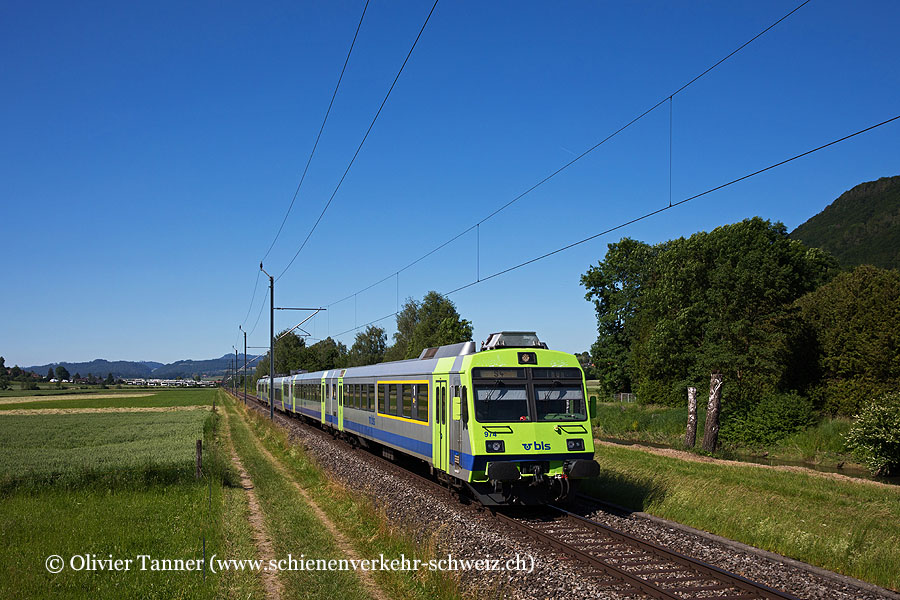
[[343, 418, 431, 458]]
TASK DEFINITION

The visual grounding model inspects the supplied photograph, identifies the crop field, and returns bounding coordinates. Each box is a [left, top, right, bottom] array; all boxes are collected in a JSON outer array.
[[0, 388, 236, 599], [0, 410, 210, 490], [0, 389, 213, 412]]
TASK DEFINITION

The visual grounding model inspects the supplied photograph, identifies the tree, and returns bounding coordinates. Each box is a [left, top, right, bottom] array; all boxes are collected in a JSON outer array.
[[56, 366, 70, 381], [403, 291, 473, 359], [0, 357, 8, 390], [796, 265, 900, 414], [384, 297, 421, 362], [105, 373, 115, 385], [348, 325, 387, 367], [74, 372, 81, 381], [46, 368, 54, 382], [582, 217, 835, 406]]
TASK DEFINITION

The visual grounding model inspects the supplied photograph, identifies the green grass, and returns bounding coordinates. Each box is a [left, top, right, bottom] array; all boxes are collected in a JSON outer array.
[[0, 409, 211, 491], [593, 401, 708, 445], [224, 398, 374, 600], [0, 388, 214, 411], [592, 402, 859, 468], [581, 443, 900, 590], [0, 385, 149, 398], [227, 393, 464, 600], [0, 407, 241, 599]]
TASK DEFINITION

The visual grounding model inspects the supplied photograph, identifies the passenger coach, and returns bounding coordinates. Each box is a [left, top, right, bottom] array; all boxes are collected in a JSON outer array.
[[257, 331, 599, 504]]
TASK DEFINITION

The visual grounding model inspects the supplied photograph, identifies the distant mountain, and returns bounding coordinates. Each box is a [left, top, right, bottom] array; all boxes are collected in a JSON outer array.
[[25, 359, 153, 379], [25, 354, 259, 379], [151, 354, 257, 378], [791, 176, 900, 270]]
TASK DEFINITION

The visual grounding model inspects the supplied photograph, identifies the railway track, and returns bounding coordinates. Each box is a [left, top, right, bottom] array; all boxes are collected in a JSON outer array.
[[223, 388, 799, 600]]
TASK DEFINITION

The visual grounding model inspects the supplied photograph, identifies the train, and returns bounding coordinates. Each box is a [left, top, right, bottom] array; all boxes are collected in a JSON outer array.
[[256, 331, 600, 505]]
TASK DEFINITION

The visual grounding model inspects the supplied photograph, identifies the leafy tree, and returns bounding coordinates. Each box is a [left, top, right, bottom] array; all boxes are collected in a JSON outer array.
[[796, 265, 900, 414], [0, 357, 8, 390], [348, 326, 387, 367], [582, 218, 835, 406], [74, 372, 81, 381], [306, 337, 348, 371], [105, 373, 115, 385], [55, 366, 70, 381], [403, 291, 473, 359], [46, 368, 54, 382], [10, 365, 23, 380], [384, 297, 421, 361]]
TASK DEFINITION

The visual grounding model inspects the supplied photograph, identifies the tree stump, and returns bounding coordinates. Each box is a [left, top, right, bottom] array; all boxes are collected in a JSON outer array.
[[684, 386, 698, 448], [701, 373, 723, 453]]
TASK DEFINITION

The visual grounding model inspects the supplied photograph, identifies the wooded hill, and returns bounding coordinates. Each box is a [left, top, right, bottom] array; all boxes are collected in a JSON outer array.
[[790, 175, 900, 270]]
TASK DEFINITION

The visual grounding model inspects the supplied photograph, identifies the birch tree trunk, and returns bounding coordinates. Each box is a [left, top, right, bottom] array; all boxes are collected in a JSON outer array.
[[701, 373, 723, 453], [684, 386, 698, 448]]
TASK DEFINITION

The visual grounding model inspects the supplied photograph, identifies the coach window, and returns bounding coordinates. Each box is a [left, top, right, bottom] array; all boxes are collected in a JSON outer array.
[[378, 384, 386, 413], [368, 384, 375, 411], [388, 384, 398, 415], [355, 384, 361, 409], [401, 384, 412, 418], [415, 384, 429, 422]]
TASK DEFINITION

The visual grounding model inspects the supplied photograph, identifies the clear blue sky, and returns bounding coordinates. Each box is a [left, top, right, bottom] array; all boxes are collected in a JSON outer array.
[[2, 0, 898, 367]]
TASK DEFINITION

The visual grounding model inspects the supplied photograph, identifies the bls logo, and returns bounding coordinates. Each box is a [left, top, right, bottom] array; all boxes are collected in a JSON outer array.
[[522, 441, 550, 451]]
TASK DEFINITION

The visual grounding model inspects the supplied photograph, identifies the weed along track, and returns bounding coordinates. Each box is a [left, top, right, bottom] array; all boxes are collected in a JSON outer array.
[[227, 389, 900, 600]]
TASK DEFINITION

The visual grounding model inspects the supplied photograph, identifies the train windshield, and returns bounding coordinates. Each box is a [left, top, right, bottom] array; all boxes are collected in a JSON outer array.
[[473, 372, 588, 423], [474, 384, 529, 422], [533, 384, 587, 421]]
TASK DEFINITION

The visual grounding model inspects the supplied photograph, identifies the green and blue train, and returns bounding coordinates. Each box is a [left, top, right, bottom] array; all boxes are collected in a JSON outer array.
[[257, 331, 599, 505]]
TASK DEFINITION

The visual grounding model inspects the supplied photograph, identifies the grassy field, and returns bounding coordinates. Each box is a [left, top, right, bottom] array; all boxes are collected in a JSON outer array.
[[0, 389, 213, 411], [0, 385, 152, 398], [582, 443, 900, 590], [591, 401, 858, 468], [0, 410, 211, 490], [0, 387, 240, 599]]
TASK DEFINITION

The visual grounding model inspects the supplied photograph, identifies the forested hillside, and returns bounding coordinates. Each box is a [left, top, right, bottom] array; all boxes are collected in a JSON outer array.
[[791, 175, 900, 269]]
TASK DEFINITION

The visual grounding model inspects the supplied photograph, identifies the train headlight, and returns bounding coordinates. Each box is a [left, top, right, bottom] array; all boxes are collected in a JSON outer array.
[[566, 438, 585, 451], [485, 440, 505, 453]]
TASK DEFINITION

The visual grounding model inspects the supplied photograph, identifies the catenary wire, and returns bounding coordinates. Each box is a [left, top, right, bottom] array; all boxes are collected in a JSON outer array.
[[260, 0, 370, 263], [275, 0, 440, 282], [322, 0, 811, 310], [332, 114, 900, 339]]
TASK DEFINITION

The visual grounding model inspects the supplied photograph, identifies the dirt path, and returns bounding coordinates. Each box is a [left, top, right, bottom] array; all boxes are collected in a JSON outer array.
[[0, 406, 206, 415], [0, 392, 156, 405], [594, 439, 897, 490], [236, 403, 389, 600], [221, 407, 284, 600]]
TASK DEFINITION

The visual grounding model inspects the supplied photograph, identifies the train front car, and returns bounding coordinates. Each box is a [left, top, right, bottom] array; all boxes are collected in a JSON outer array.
[[460, 332, 600, 505]]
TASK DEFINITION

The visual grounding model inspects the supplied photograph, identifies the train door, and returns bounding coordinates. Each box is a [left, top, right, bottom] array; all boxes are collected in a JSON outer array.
[[338, 380, 344, 431], [320, 379, 326, 425], [435, 378, 449, 472], [450, 385, 461, 474]]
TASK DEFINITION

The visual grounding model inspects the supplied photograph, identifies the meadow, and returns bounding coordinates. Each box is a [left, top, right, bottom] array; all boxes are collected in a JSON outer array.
[[590, 401, 858, 468], [0, 388, 213, 411], [0, 388, 246, 599]]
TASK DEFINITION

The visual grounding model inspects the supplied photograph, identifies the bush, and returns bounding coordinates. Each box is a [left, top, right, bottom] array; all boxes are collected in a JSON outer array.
[[721, 392, 815, 447], [845, 391, 900, 476]]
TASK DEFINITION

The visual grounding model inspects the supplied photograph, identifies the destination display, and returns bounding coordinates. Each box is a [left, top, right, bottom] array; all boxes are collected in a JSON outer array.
[[472, 368, 526, 379]]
